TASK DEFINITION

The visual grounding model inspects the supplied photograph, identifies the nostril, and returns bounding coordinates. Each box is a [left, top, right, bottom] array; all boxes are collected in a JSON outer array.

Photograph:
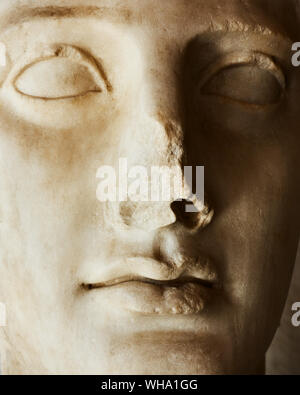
[[171, 199, 201, 229]]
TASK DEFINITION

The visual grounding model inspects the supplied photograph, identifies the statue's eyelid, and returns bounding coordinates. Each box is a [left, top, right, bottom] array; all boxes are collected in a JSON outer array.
[[198, 51, 286, 91], [4, 44, 112, 95]]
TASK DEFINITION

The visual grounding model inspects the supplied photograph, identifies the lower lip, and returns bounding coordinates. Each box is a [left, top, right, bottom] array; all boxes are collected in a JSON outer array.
[[86, 281, 212, 315]]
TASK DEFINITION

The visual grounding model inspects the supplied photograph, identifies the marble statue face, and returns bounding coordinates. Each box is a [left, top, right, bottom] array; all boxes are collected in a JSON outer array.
[[0, 0, 299, 374]]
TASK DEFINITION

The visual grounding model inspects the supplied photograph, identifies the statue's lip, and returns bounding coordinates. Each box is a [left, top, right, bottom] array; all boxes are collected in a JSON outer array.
[[81, 273, 216, 315], [79, 256, 219, 315], [80, 255, 218, 291], [82, 275, 215, 290]]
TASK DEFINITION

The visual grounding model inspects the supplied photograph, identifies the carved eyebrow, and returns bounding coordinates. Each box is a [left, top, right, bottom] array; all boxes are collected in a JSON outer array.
[[193, 17, 293, 51], [0, 5, 292, 47], [204, 20, 291, 41], [0, 5, 133, 30]]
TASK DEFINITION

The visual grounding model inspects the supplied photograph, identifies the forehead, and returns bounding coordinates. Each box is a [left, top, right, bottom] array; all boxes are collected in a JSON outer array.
[[0, 0, 297, 35]]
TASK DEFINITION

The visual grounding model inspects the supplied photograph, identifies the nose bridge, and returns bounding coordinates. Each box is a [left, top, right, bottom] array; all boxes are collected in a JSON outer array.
[[139, 36, 186, 169], [147, 40, 183, 126], [116, 28, 185, 165]]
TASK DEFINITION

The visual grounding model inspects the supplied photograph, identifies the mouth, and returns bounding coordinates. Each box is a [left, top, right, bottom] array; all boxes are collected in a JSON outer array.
[[83, 275, 214, 290], [81, 260, 217, 316]]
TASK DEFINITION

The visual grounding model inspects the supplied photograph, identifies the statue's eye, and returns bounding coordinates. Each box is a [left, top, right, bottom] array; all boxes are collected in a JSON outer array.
[[201, 53, 285, 106], [1, 45, 112, 128], [11, 45, 109, 100], [14, 57, 103, 100]]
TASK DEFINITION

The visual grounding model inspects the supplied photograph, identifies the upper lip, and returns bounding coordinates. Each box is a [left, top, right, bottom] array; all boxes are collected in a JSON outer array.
[[81, 255, 218, 290]]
